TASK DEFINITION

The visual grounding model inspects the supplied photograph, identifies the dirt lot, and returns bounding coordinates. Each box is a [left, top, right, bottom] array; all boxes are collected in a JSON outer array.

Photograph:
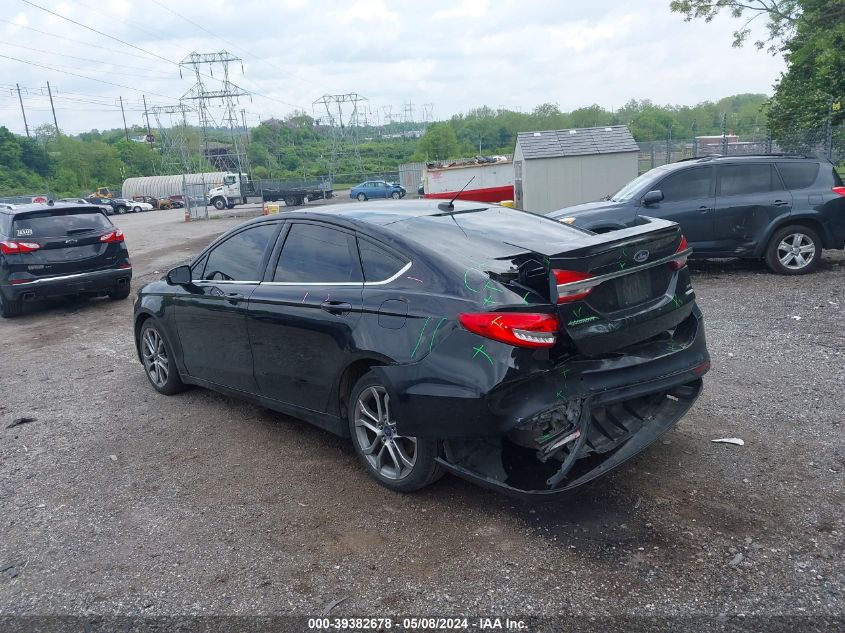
[[0, 206, 843, 627]]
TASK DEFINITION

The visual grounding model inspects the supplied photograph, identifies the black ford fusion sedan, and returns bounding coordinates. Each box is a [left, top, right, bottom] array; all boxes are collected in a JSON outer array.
[[133, 200, 710, 497]]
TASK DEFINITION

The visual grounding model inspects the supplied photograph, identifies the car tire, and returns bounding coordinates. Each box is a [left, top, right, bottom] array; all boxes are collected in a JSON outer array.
[[116, 206, 126, 215], [284, 195, 297, 207], [357, 193, 367, 202], [133, 206, 141, 213], [348, 372, 443, 492], [108, 283, 131, 301], [139, 320, 186, 395], [213, 198, 227, 211], [0, 293, 23, 318], [391, 191, 401, 200], [765, 225, 822, 275]]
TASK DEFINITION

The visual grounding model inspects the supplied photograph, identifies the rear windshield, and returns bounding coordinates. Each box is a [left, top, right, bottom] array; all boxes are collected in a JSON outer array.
[[12, 209, 111, 238], [776, 162, 820, 190], [833, 167, 844, 187]]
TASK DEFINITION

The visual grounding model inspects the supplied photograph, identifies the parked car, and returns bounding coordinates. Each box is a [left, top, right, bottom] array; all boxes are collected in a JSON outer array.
[[86, 197, 127, 215], [60, 197, 115, 216], [133, 195, 173, 210], [133, 200, 709, 497], [549, 155, 845, 275], [0, 202, 132, 317], [167, 195, 185, 209], [113, 198, 152, 213], [350, 180, 406, 201]]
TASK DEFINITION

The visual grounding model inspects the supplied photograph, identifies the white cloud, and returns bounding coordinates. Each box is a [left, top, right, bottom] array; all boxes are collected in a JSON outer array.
[[434, 0, 490, 19], [0, 0, 785, 135]]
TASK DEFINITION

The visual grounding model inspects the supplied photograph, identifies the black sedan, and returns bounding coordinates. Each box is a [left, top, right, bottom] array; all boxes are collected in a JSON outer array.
[[133, 200, 710, 497]]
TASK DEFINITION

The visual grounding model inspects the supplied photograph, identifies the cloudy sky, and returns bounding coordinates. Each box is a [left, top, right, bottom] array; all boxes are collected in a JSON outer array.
[[0, 0, 785, 135]]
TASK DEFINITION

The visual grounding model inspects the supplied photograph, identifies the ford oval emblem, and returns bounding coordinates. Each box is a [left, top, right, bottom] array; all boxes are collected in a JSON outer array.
[[633, 249, 649, 263]]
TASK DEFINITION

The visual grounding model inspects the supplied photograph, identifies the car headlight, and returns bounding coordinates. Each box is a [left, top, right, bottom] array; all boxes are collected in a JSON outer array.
[[559, 217, 576, 225]]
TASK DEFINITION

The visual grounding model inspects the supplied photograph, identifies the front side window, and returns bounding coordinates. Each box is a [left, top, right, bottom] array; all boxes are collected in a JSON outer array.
[[202, 223, 277, 281], [358, 238, 408, 282], [274, 223, 362, 283], [718, 164, 779, 197], [659, 167, 712, 202], [611, 169, 663, 202]]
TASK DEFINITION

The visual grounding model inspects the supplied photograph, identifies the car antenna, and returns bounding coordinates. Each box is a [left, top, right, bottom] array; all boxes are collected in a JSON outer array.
[[437, 176, 475, 212]]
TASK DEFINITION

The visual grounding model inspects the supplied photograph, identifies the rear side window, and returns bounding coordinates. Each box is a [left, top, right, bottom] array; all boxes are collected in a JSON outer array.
[[202, 223, 277, 282], [0, 214, 10, 236], [658, 167, 712, 201], [274, 223, 362, 283], [12, 210, 111, 238], [718, 164, 780, 196], [357, 238, 407, 282], [776, 162, 820, 190], [832, 167, 844, 187]]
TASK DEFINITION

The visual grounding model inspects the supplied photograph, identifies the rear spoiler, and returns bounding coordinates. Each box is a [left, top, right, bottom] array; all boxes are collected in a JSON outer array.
[[550, 217, 689, 302]]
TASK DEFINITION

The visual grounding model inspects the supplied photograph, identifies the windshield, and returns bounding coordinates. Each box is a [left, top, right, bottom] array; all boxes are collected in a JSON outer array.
[[12, 210, 111, 238], [610, 168, 665, 202]]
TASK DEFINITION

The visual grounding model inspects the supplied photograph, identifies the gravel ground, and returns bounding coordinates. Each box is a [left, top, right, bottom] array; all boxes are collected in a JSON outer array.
[[0, 208, 843, 628]]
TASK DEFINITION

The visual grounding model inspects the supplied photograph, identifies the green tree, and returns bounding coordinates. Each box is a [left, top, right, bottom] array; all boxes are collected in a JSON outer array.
[[670, 1, 844, 138], [418, 123, 459, 160]]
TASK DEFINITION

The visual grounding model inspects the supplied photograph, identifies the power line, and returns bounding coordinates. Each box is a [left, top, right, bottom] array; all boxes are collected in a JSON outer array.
[[18, 0, 308, 112], [0, 18, 169, 64], [1, 43, 178, 79], [0, 53, 178, 102], [149, 0, 332, 93]]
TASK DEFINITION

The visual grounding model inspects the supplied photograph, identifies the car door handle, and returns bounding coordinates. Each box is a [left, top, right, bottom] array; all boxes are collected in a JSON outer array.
[[773, 200, 790, 207], [698, 205, 712, 213], [225, 292, 245, 304], [320, 300, 352, 315]]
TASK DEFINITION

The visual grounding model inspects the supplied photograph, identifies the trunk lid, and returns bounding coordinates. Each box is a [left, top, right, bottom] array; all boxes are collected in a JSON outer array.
[[516, 217, 691, 356]]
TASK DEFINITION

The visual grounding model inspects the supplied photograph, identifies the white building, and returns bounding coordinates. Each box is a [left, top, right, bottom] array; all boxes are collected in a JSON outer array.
[[514, 126, 639, 213]]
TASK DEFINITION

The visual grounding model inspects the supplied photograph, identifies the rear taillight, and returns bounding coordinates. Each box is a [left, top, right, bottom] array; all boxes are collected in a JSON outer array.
[[262, 203, 269, 215], [833, 186, 845, 197], [459, 312, 559, 348], [553, 269, 595, 303], [1, 240, 41, 254], [668, 235, 689, 271], [100, 229, 125, 243]]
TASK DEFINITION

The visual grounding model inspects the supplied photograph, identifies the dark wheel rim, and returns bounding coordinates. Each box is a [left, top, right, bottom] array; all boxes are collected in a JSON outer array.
[[142, 328, 169, 388], [354, 385, 417, 480], [777, 232, 816, 270]]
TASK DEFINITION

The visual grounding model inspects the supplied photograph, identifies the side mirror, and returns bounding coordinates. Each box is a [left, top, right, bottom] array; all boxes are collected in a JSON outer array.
[[642, 190, 663, 206], [166, 265, 192, 285]]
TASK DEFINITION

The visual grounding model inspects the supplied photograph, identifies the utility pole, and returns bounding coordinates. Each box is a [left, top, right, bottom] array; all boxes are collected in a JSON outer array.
[[142, 94, 153, 146], [119, 96, 129, 141], [46, 81, 59, 134], [720, 113, 728, 155], [16, 83, 29, 137]]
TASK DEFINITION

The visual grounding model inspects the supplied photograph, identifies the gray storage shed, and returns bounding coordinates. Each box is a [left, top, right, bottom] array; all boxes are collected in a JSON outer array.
[[514, 125, 639, 213]]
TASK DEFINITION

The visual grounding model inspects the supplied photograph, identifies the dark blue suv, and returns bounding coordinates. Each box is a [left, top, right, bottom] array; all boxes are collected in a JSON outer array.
[[549, 155, 845, 274]]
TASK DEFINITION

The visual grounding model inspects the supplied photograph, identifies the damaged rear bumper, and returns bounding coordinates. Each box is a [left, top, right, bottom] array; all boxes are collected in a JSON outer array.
[[377, 307, 710, 497]]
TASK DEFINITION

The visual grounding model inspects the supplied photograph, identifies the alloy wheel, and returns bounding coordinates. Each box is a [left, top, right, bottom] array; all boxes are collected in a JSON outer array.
[[142, 327, 169, 388], [354, 385, 417, 480], [777, 232, 816, 270]]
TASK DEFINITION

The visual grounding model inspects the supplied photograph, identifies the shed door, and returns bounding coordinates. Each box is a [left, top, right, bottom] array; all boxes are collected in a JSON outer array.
[[514, 160, 524, 209]]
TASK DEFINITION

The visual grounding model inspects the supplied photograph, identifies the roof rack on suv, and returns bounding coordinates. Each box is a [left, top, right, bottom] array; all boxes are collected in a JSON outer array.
[[676, 153, 817, 163]]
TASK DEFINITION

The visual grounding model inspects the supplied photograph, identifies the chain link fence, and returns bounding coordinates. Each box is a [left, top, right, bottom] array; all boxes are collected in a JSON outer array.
[[637, 124, 845, 174]]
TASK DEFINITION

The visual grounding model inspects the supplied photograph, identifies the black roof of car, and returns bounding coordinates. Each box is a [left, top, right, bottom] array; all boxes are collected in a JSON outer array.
[[0, 202, 109, 216]]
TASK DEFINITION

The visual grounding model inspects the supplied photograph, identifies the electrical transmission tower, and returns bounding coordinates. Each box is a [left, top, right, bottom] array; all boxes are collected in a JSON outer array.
[[422, 103, 435, 128], [149, 104, 196, 175], [312, 93, 368, 180], [179, 51, 251, 174]]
